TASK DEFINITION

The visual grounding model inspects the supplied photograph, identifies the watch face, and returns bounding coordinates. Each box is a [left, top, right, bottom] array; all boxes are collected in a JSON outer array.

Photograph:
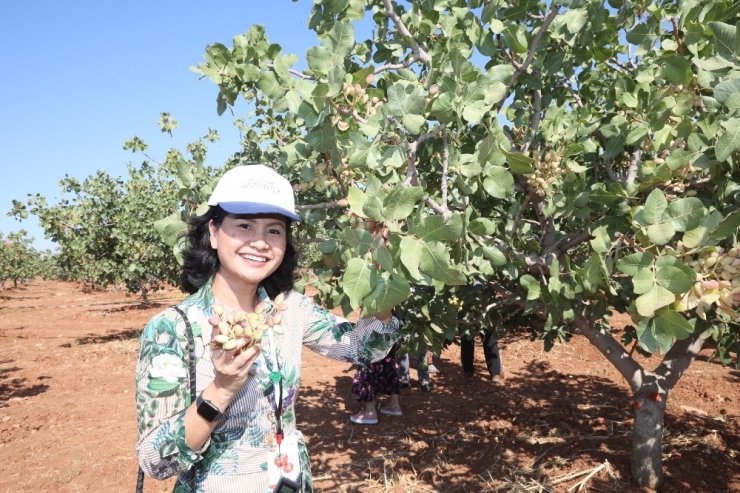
[[197, 399, 220, 422]]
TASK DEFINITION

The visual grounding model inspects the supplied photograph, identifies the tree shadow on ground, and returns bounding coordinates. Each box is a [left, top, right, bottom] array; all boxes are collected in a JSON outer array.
[[0, 364, 50, 402], [297, 343, 739, 493], [74, 328, 142, 345]]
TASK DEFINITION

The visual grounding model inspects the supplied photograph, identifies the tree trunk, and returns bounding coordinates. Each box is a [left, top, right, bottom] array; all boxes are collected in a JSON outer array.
[[574, 316, 705, 490], [631, 383, 668, 489]]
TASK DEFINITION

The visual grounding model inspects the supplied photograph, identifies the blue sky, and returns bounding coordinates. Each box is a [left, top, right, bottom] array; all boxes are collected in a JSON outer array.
[[0, 1, 325, 250]]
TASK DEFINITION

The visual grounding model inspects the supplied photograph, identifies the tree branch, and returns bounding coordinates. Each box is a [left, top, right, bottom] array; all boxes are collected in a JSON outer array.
[[656, 333, 705, 390], [574, 314, 643, 392], [382, 0, 431, 65], [296, 200, 348, 210], [556, 79, 584, 108], [266, 65, 316, 81], [440, 126, 450, 212], [523, 78, 542, 153], [503, 5, 560, 95]]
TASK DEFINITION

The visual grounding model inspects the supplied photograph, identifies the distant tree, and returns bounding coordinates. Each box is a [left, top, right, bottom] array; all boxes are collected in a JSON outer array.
[[9, 154, 187, 298], [0, 230, 45, 289]]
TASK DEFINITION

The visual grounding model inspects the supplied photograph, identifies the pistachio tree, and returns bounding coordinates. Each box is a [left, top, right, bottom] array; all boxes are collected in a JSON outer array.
[[121, 0, 740, 488], [0, 230, 51, 290], [9, 148, 186, 298]]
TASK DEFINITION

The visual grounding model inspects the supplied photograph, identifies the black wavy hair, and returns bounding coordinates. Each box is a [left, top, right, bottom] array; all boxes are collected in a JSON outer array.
[[179, 205, 298, 299]]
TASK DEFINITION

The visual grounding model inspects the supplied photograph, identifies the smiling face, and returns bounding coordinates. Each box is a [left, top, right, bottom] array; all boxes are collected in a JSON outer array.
[[208, 213, 288, 291]]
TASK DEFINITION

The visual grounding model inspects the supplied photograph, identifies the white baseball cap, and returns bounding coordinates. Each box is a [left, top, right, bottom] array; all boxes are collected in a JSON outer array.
[[207, 165, 301, 221]]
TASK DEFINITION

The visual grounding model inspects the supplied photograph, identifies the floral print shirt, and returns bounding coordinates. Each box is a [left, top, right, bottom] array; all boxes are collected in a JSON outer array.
[[135, 278, 399, 493]]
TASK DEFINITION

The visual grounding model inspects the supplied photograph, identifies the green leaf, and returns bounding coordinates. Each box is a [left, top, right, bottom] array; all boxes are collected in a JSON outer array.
[[410, 214, 464, 242], [362, 273, 410, 317], [468, 218, 496, 235], [418, 240, 466, 285], [713, 79, 740, 104], [383, 186, 425, 220], [399, 236, 426, 282], [665, 198, 705, 232], [654, 266, 695, 295], [347, 187, 369, 218], [482, 167, 514, 199], [342, 257, 376, 310], [636, 285, 676, 317], [643, 189, 668, 225], [662, 55, 692, 84], [626, 23, 651, 45], [684, 211, 723, 248], [637, 319, 674, 354], [387, 82, 426, 135], [520, 275, 541, 300], [563, 8, 588, 34], [716, 117, 740, 162], [372, 242, 394, 272], [653, 307, 693, 339], [710, 210, 740, 240], [709, 21, 738, 56], [632, 267, 655, 295], [501, 150, 536, 174], [616, 253, 654, 276], [342, 228, 373, 256]]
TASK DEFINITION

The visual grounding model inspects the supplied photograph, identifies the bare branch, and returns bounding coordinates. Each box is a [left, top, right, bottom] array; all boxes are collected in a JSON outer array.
[[338, 106, 368, 125], [382, 0, 431, 65], [374, 57, 421, 75], [510, 187, 537, 239], [504, 5, 561, 95], [604, 157, 620, 182], [497, 34, 522, 69], [657, 333, 705, 389], [440, 126, 450, 211], [625, 147, 642, 185], [670, 18, 684, 55], [556, 79, 584, 108], [523, 78, 542, 153], [574, 315, 643, 391], [266, 65, 316, 81], [296, 200, 348, 210], [545, 228, 592, 258]]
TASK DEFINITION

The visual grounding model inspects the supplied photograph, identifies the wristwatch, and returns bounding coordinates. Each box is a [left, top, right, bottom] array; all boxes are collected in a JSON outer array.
[[196, 394, 224, 423]]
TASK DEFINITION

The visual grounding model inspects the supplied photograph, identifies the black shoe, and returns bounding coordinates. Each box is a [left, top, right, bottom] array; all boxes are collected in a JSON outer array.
[[464, 372, 474, 382], [399, 379, 410, 388], [420, 382, 432, 392]]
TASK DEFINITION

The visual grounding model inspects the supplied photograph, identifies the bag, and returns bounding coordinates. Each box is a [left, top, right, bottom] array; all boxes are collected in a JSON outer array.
[[136, 305, 197, 492]]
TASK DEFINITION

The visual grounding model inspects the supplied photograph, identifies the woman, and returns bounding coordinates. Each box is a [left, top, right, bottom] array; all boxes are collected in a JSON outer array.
[[135, 164, 400, 493]]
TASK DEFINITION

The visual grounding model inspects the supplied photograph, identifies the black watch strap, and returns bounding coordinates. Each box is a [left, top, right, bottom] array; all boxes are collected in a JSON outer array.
[[196, 394, 224, 423]]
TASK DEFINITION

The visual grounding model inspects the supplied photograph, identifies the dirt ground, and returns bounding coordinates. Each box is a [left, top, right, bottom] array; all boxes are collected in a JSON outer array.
[[0, 279, 738, 493]]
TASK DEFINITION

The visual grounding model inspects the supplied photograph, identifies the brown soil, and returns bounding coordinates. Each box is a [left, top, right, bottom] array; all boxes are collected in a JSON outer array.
[[0, 279, 738, 493]]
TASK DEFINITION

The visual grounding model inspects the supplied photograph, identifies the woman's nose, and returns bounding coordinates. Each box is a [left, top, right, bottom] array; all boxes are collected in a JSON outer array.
[[250, 238, 268, 249]]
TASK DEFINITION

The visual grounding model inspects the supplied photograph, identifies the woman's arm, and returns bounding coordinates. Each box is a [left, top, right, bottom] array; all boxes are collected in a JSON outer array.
[[135, 311, 207, 479]]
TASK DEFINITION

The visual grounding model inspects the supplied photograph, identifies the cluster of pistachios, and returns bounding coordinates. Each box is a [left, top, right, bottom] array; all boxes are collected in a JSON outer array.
[[677, 244, 740, 317], [667, 74, 703, 108], [208, 293, 289, 352], [524, 149, 565, 197]]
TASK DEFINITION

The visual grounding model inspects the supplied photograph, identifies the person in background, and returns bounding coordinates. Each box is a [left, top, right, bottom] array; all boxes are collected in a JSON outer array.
[[461, 329, 504, 382], [426, 351, 441, 374], [349, 342, 403, 424], [397, 351, 432, 392], [135, 164, 401, 493]]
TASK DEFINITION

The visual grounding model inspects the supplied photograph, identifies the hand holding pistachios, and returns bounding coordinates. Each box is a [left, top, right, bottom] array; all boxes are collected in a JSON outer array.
[[208, 294, 288, 352]]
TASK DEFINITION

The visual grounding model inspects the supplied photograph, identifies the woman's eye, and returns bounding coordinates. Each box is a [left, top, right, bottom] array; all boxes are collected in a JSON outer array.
[[268, 228, 283, 235]]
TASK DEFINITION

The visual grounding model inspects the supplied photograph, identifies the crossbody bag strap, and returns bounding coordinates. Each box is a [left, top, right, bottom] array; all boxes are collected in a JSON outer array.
[[136, 304, 198, 493]]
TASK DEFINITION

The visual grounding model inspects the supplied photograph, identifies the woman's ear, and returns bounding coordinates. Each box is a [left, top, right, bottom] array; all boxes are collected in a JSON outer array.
[[208, 220, 219, 250]]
